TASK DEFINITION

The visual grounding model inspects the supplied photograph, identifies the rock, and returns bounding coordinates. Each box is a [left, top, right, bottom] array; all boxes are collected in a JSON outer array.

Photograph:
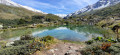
[[54, 49, 58, 51], [75, 50, 80, 52], [49, 49, 55, 53], [69, 46, 73, 49], [65, 50, 76, 55], [79, 47, 83, 49], [53, 54, 56, 55], [49, 49, 58, 53], [64, 53, 70, 55], [6, 42, 14, 47], [68, 50, 75, 53]]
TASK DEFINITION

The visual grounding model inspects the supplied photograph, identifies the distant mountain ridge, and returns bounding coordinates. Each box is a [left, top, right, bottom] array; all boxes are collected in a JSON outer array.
[[66, 0, 120, 17], [55, 14, 67, 18]]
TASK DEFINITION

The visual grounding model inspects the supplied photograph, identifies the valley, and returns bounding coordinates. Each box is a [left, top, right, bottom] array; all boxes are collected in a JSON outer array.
[[0, 0, 120, 55]]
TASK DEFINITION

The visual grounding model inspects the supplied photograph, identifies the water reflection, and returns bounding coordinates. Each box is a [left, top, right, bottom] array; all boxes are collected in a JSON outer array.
[[1, 25, 107, 41], [33, 26, 103, 41]]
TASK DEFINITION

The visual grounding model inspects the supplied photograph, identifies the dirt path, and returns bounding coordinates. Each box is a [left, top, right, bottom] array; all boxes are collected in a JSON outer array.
[[42, 42, 85, 55]]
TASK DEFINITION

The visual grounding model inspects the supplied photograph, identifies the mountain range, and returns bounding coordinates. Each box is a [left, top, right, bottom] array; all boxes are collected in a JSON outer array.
[[0, 0, 120, 18], [66, 0, 120, 17]]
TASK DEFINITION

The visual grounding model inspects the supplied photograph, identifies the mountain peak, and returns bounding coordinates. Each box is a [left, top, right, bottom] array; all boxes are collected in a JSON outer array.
[[66, 0, 120, 17]]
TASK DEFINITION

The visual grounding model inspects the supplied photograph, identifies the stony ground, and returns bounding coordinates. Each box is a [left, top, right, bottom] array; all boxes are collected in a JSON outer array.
[[32, 41, 85, 55]]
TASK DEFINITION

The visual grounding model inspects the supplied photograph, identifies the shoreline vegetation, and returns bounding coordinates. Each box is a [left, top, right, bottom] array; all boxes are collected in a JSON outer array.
[[0, 35, 120, 55], [0, 35, 85, 55], [0, 23, 54, 31]]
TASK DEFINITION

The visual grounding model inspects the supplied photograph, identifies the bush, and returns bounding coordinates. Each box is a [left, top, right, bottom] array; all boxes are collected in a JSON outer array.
[[85, 40, 94, 44], [0, 36, 56, 55], [85, 37, 117, 45], [82, 36, 120, 55], [28, 41, 45, 51], [41, 36, 54, 42], [13, 40, 32, 46], [0, 39, 44, 55], [20, 35, 34, 40], [81, 42, 120, 55], [0, 45, 36, 55]]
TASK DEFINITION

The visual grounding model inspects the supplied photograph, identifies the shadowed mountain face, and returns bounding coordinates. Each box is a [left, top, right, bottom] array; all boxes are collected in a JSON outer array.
[[66, 0, 120, 17]]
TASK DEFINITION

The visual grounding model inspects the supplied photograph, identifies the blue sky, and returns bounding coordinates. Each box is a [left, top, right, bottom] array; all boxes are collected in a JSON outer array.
[[11, 0, 98, 14]]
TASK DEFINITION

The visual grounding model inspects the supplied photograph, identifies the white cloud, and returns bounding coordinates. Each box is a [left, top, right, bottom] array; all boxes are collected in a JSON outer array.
[[20, 0, 58, 9]]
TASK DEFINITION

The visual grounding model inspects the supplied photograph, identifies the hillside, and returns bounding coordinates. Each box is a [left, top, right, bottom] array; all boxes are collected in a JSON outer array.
[[66, 0, 120, 17], [66, 3, 120, 27], [0, 4, 44, 19], [0, 4, 62, 27], [87, 3, 120, 17]]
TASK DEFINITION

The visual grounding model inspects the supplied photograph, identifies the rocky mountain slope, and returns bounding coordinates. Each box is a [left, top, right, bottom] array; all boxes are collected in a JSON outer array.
[[66, 0, 120, 17]]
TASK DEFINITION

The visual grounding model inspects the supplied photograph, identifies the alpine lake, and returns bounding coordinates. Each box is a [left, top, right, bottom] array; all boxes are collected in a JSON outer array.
[[0, 25, 114, 42]]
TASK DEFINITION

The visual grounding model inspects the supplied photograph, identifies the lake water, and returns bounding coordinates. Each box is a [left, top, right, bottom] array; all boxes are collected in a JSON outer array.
[[0, 25, 109, 41]]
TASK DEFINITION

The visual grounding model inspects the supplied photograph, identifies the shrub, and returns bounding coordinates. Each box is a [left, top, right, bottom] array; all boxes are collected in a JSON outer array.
[[0, 39, 45, 55], [85, 40, 94, 44], [81, 42, 120, 55], [85, 37, 118, 45], [0, 36, 56, 55], [28, 41, 45, 51], [0, 45, 35, 55], [20, 35, 34, 40], [41, 36, 54, 42], [94, 37, 103, 41], [13, 40, 32, 46], [101, 43, 111, 51]]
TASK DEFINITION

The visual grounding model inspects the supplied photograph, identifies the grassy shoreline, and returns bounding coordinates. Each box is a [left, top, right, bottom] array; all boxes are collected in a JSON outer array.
[[0, 35, 120, 55]]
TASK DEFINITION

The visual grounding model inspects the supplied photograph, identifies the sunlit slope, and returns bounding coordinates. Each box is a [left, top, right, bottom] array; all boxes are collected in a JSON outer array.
[[0, 4, 43, 19]]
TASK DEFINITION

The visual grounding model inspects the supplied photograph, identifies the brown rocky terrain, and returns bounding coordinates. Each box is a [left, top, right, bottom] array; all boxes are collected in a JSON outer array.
[[32, 41, 85, 55]]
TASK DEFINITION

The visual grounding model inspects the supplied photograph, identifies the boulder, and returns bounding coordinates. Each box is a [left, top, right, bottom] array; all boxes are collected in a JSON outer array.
[[6, 42, 14, 47]]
